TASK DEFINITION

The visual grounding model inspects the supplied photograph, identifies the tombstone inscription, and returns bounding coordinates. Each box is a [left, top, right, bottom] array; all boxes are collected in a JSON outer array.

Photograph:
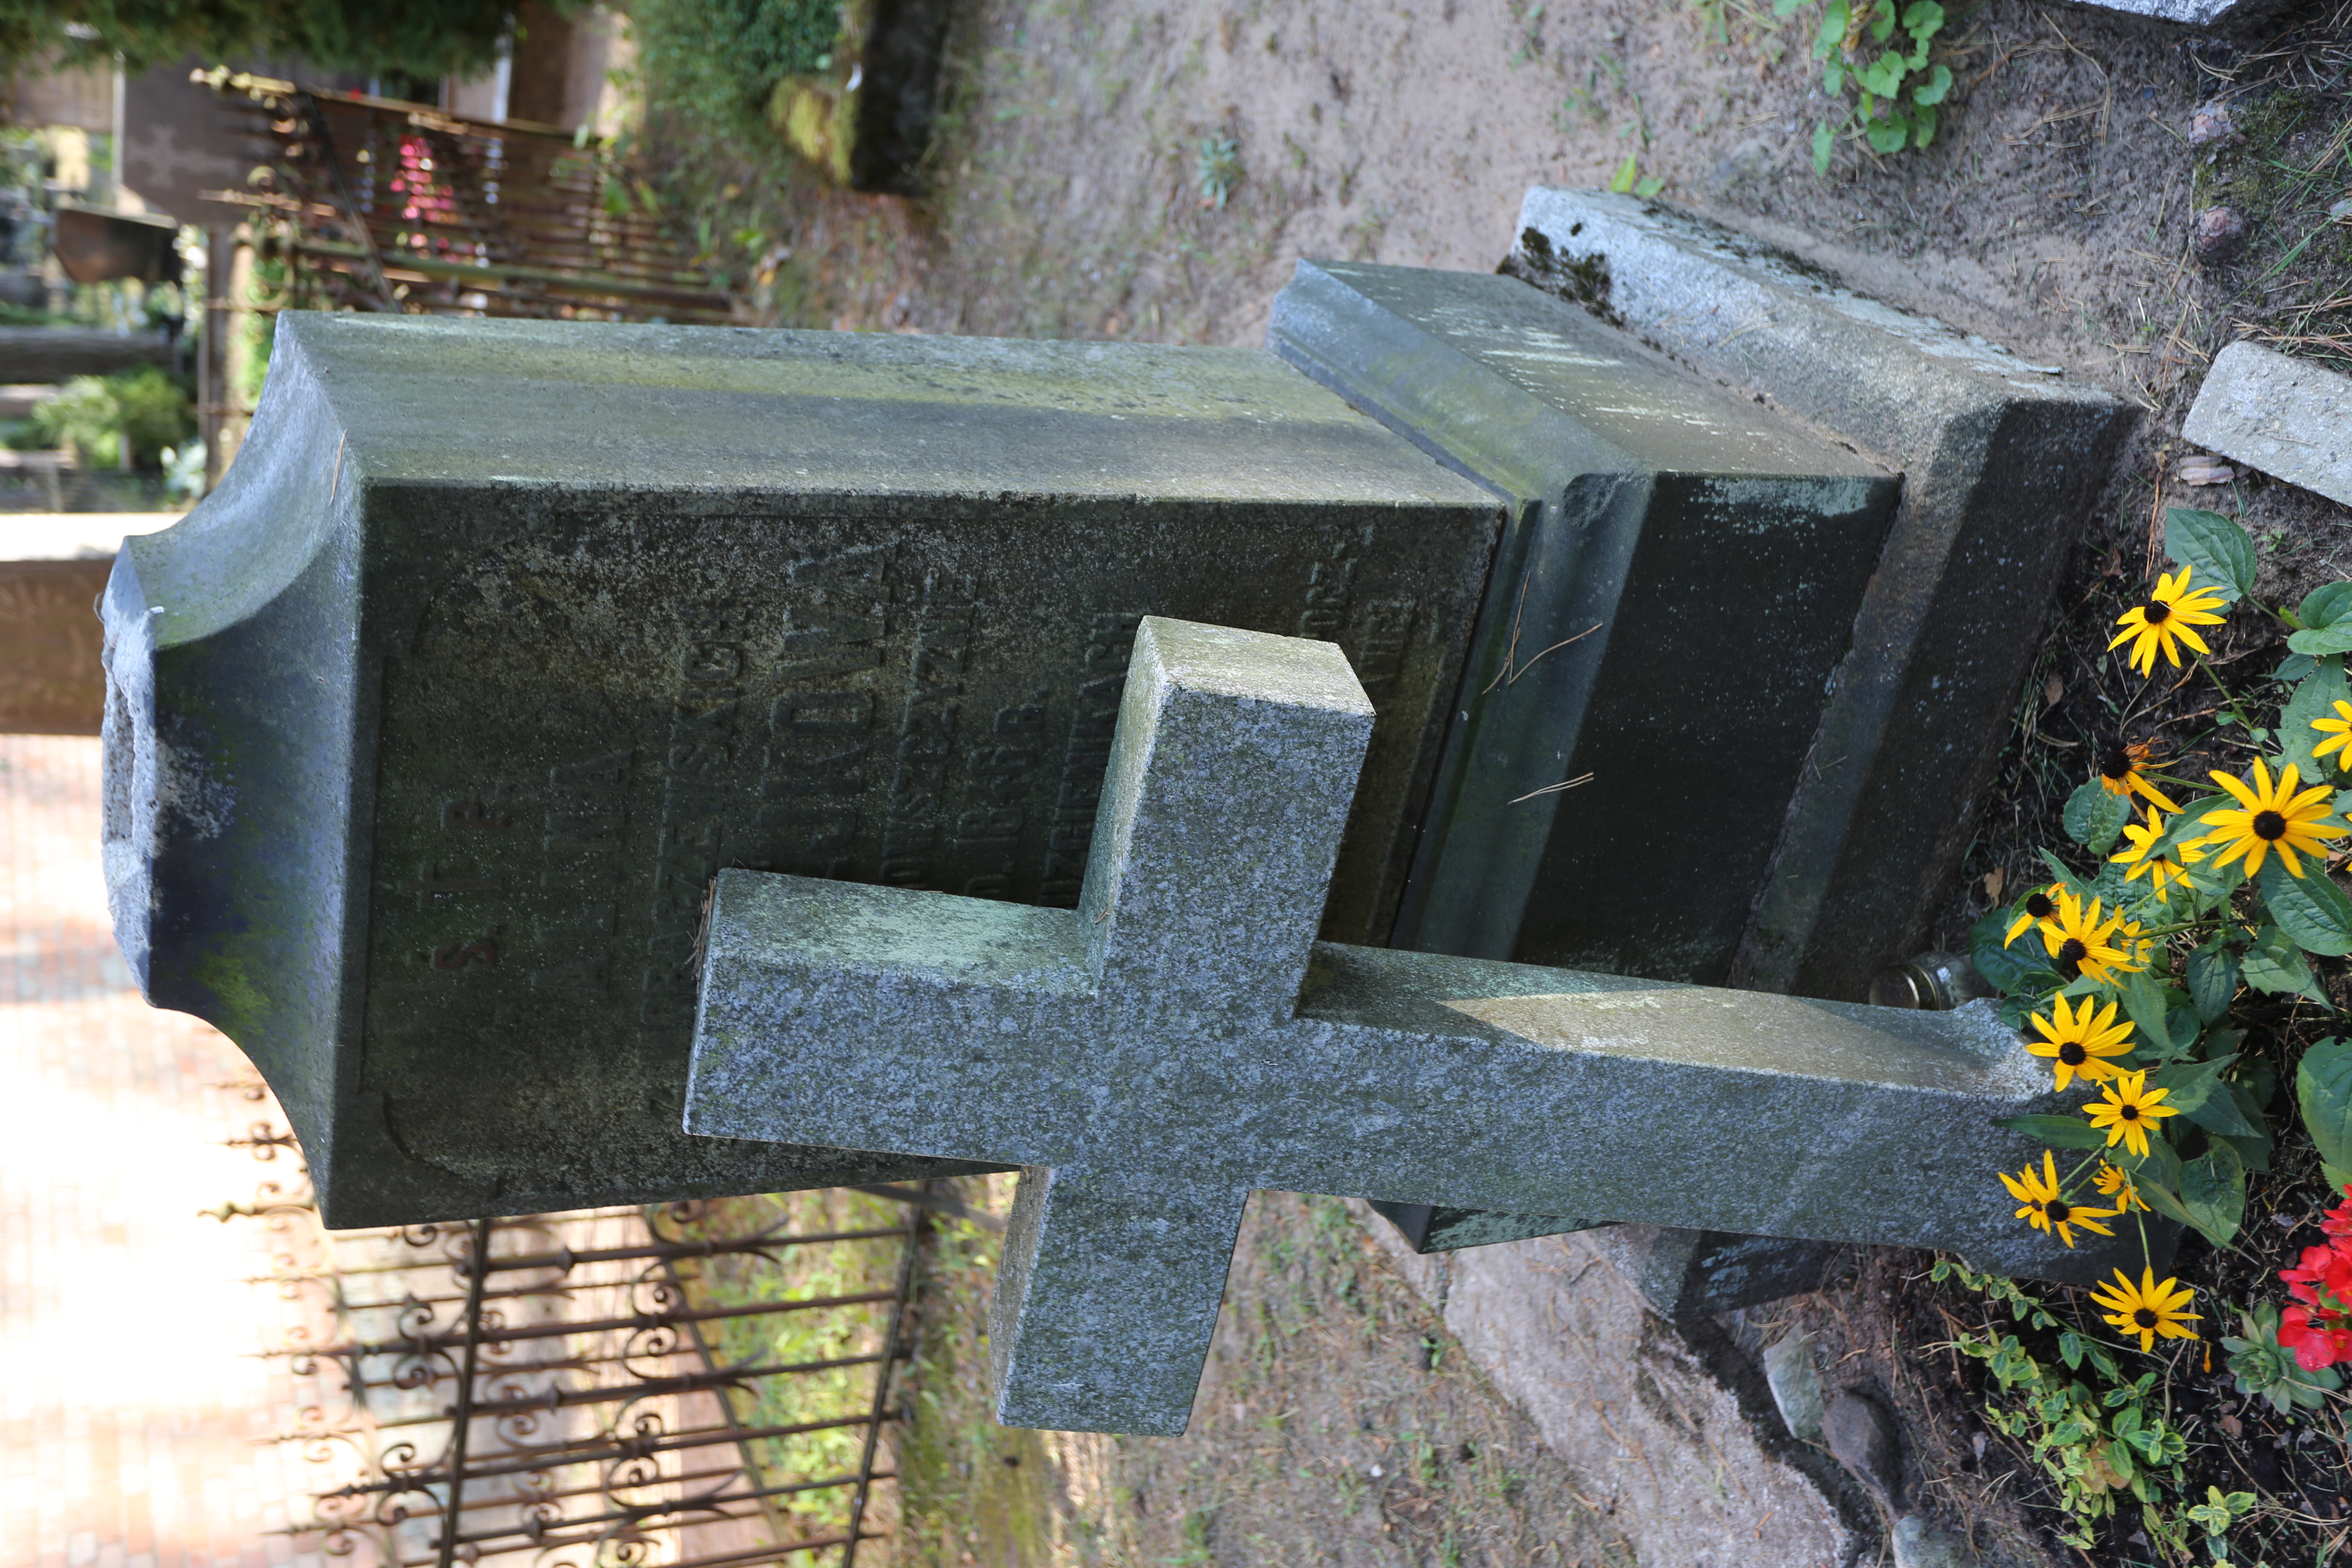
[[686, 617, 2124, 1435]]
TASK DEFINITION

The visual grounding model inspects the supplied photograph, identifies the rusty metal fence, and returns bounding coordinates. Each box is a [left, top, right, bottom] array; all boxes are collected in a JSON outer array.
[[194, 69, 734, 324], [212, 1082, 940, 1567]]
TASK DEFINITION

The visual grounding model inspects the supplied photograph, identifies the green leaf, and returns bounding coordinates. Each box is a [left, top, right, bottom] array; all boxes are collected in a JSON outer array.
[[1824, 58, 1847, 94], [2242, 924, 2331, 1006], [2150, 1055, 2236, 1122], [2302, 581, 2352, 630], [1634, 174, 1666, 199], [2133, 1170, 2196, 1233], [2278, 651, 2319, 683], [1815, 0, 1850, 56], [1910, 102, 1938, 147], [2298, 1036, 2352, 1176], [1608, 153, 1639, 194], [1901, 0, 1945, 31], [1993, 1113, 2109, 1150], [1912, 61, 1953, 104], [2260, 857, 2352, 955], [2186, 942, 2241, 1022], [2291, 621, 2352, 656], [1773, 0, 1804, 16], [2063, 780, 2131, 854], [2164, 506, 2256, 603], [1860, 49, 1907, 95], [1864, 109, 1910, 156], [1867, 0, 1898, 40], [2180, 1140, 2246, 1248], [2279, 659, 2352, 784], [1811, 119, 1836, 174], [2116, 968, 2176, 1051]]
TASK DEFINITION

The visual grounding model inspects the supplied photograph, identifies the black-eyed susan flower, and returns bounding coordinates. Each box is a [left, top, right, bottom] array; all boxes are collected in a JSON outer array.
[[2109, 568, 2228, 676], [2082, 1069, 2180, 1159], [2314, 699, 2352, 773], [2093, 1160, 2146, 1213], [2003, 884, 2065, 948], [2025, 993, 2137, 1090], [2200, 758, 2348, 878], [2038, 889, 2143, 983], [2109, 807, 2205, 901], [2089, 1267, 2201, 1352], [1999, 1150, 2117, 1250], [2097, 740, 2180, 812]]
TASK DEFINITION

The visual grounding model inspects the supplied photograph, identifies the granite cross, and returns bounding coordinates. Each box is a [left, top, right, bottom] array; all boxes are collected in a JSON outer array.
[[686, 616, 2115, 1436]]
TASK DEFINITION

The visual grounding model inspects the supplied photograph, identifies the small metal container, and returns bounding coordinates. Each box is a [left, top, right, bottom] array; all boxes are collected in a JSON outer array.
[[1868, 951, 1989, 1011]]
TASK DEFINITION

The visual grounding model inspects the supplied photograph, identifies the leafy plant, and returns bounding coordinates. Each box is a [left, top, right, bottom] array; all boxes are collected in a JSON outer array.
[[1196, 134, 1243, 210], [1937, 1261, 2192, 1548], [632, 0, 844, 141], [30, 365, 193, 468], [2221, 1301, 2343, 1414], [1782, 0, 1954, 173], [1606, 153, 1665, 199]]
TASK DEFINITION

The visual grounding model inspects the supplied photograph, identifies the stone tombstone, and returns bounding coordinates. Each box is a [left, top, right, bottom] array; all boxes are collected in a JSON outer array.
[[100, 314, 1503, 1228], [685, 616, 2134, 1436], [1270, 260, 1900, 984]]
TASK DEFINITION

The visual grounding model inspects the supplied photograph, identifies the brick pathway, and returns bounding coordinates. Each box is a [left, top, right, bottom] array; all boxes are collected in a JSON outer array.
[[1, 735, 321, 1568]]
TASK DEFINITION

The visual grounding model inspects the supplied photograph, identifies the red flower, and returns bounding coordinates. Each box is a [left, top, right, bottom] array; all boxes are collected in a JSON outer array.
[[2322, 1183, 2352, 1238], [2279, 1302, 2352, 1370]]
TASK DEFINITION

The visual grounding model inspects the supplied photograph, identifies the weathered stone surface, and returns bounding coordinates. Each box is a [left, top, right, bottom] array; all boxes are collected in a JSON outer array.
[[1270, 259, 1900, 985], [690, 616, 2143, 1435], [1364, 1198, 1604, 1253], [1363, 1214, 1859, 1566], [102, 314, 1501, 1227], [1593, 1223, 1843, 1319], [2183, 341, 2352, 507], [1510, 189, 2133, 1003], [1764, 1330, 1827, 1443]]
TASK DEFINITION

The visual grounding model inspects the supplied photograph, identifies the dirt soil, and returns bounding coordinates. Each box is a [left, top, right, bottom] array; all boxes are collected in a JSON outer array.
[[638, 2, 2352, 1562], [892, 1180, 1638, 1568]]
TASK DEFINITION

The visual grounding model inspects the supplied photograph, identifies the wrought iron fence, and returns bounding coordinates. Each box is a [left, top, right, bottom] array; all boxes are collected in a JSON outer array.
[[212, 1081, 944, 1567], [194, 69, 735, 324]]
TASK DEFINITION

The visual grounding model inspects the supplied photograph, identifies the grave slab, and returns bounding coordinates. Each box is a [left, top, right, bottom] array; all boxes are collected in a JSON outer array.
[[1269, 260, 1900, 985], [2183, 341, 2352, 508], [1510, 189, 2134, 1003], [688, 617, 2137, 1435], [100, 314, 1502, 1227]]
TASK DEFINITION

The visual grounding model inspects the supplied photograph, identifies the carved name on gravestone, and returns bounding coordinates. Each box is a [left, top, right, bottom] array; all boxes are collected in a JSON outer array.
[[101, 315, 1502, 1227], [686, 616, 2129, 1437], [103, 284, 1918, 1233]]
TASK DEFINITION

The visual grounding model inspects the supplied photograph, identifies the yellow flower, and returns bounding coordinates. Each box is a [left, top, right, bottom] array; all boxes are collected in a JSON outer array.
[[2038, 888, 2143, 984], [1998, 1150, 2117, 1250], [2097, 741, 2180, 812], [2200, 758, 2348, 878], [2314, 699, 2352, 773], [2081, 1070, 2180, 1160], [2109, 808, 2204, 901], [2025, 993, 2137, 1090], [2003, 884, 2064, 948], [2088, 1267, 2200, 1353], [2092, 1160, 2146, 1212], [2109, 568, 2228, 675]]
